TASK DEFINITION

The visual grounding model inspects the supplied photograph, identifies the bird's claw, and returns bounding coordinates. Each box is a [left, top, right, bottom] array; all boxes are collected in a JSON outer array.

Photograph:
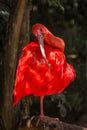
[[36, 115, 59, 127]]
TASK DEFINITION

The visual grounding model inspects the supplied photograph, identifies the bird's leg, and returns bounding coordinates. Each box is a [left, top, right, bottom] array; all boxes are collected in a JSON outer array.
[[40, 96, 44, 116], [36, 96, 44, 126], [36, 96, 59, 127]]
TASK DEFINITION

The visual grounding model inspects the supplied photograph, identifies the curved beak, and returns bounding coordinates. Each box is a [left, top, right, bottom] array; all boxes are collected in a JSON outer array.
[[37, 32, 50, 68]]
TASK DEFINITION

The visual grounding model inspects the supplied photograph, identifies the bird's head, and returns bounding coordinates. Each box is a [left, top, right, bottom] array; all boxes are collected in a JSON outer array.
[[32, 23, 65, 67], [32, 23, 48, 38]]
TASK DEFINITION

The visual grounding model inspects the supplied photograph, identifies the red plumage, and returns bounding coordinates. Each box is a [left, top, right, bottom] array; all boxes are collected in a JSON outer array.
[[13, 24, 76, 122], [13, 24, 76, 126], [13, 40, 75, 105]]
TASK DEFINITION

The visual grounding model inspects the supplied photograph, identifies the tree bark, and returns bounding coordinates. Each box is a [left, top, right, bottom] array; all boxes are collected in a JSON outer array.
[[18, 6, 31, 120], [1, 0, 28, 130], [19, 6, 30, 51]]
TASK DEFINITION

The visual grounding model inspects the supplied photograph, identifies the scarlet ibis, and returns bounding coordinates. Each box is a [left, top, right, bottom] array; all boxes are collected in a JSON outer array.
[[13, 23, 76, 125]]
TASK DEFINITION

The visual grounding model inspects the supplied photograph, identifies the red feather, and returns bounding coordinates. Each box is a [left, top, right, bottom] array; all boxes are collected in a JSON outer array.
[[13, 39, 75, 105]]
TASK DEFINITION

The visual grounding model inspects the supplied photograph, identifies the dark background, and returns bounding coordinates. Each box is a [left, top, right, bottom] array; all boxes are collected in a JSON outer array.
[[0, 0, 87, 129]]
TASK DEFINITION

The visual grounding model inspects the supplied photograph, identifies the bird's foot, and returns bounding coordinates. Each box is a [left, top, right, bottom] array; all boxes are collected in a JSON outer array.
[[36, 115, 59, 127]]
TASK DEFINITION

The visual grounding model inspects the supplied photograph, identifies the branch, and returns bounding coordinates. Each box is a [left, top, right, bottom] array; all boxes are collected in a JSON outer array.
[[18, 118, 87, 130]]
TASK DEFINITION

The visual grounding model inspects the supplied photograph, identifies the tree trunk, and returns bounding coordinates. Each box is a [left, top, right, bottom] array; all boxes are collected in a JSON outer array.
[[18, 6, 31, 120], [1, 0, 28, 130], [19, 6, 30, 52]]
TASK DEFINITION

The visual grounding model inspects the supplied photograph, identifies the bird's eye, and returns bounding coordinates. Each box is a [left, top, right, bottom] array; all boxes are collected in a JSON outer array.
[[40, 28, 42, 31]]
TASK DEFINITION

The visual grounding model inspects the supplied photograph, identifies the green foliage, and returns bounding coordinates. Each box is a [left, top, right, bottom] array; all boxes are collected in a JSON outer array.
[[51, 94, 67, 117]]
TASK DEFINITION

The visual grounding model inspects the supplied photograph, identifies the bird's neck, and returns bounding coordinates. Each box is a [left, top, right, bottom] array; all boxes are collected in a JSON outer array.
[[44, 32, 65, 52]]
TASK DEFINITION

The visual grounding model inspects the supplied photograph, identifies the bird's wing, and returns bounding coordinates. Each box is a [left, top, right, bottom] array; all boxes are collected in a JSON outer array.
[[13, 41, 36, 105]]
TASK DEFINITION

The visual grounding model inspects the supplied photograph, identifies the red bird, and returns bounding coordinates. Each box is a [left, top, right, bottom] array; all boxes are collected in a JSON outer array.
[[13, 23, 76, 124]]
